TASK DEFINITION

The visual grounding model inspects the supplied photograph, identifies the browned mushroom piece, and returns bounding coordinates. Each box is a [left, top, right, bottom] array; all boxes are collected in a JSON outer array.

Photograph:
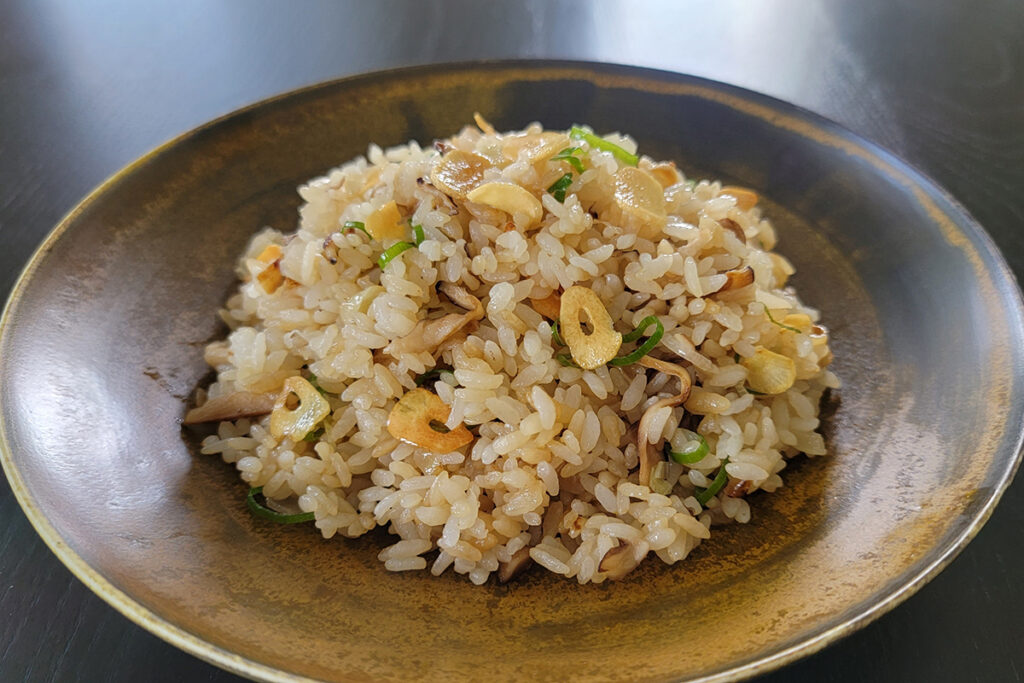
[[635, 356, 692, 488], [497, 546, 533, 583], [718, 217, 746, 243], [383, 284, 484, 358], [713, 266, 755, 294], [183, 391, 277, 424], [598, 540, 646, 580], [725, 477, 751, 498]]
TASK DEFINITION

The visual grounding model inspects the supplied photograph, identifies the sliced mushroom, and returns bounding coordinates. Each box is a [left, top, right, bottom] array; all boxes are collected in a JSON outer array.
[[386, 388, 473, 453], [613, 166, 667, 239], [497, 546, 534, 583], [183, 391, 277, 424], [598, 540, 647, 580], [725, 477, 751, 498], [635, 356, 692, 488], [718, 218, 746, 243], [384, 284, 484, 358], [430, 150, 492, 200], [714, 266, 755, 293]]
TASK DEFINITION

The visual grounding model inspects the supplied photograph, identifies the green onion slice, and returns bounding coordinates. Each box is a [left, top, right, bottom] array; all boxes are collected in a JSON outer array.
[[414, 367, 456, 387], [608, 316, 664, 366], [412, 223, 425, 246], [246, 487, 315, 524], [763, 304, 802, 333], [342, 220, 371, 238], [695, 459, 730, 506], [547, 173, 573, 203], [550, 319, 566, 347], [378, 241, 415, 269], [569, 125, 639, 166], [307, 372, 327, 395], [555, 352, 580, 368], [745, 386, 767, 396], [665, 429, 709, 464], [303, 427, 325, 442], [552, 147, 585, 174]]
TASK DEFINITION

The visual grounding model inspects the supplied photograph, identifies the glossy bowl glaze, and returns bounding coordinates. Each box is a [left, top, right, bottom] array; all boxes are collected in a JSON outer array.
[[1, 62, 1022, 682]]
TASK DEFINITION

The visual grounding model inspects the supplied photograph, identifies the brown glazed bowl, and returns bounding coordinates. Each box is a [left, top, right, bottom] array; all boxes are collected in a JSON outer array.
[[1, 62, 1023, 682]]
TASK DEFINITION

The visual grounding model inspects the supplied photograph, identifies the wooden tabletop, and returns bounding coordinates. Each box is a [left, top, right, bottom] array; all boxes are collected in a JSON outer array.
[[2, 1, 1022, 680]]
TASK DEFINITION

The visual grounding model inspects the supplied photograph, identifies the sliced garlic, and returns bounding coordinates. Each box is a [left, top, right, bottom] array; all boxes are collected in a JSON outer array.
[[717, 266, 755, 293], [269, 376, 330, 440], [648, 162, 680, 188], [466, 182, 543, 229], [742, 348, 797, 395], [365, 200, 407, 241], [559, 286, 622, 370], [256, 262, 284, 294], [430, 150, 492, 199], [501, 132, 570, 164], [721, 185, 759, 211], [386, 388, 474, 453], [530, 291, 561, 320], [613, 166, 667, 239]]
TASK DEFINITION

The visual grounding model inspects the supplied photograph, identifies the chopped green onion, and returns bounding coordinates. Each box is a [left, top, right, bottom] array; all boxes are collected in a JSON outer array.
[[555, 352, 580, 368], [303, 427, 325, 442], [763, 304, 802, 333], [412, 223, 425, 246], [377, 241, 415, 269], [552, 147, 585, 174], [246, 487, 315, 524], [745, 386, 767, 396], [733, 353, 741, 363], [665, 430, 709, 464], [547, 173, 573, 203], [695, 460, 730, 506], [608, 316, 664, 366], [414, 367, 456, 387], [569, 125, 639, 166], [307, 372, 327, 395], [684, 179, 697, 190], [550, 319, 566, 347], [342, 220, 371, 238]]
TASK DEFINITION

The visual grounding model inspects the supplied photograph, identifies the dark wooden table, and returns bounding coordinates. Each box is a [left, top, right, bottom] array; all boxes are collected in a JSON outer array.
[[2, 1, 1022, 681]]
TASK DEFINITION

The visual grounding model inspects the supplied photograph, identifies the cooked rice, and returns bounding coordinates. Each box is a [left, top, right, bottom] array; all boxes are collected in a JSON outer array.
[[194, 122, 839, 584]]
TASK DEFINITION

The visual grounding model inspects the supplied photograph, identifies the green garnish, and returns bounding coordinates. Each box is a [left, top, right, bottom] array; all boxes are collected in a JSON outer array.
[[547, 173, 574, 203], [307, 372, 327, 395], [246, 487, 315, 524], [555, 353, 580, 368], [569, 125, 639, 166], [412, 223, 425, 246], [303, 427, 325, 442], [684, 179, 697, 190], [342, 220, 371, 238], [665, 430, 709, 464], [552, 147, 585, 174], [695, 460, 730, 506], [745, 387, 767, 396], [608, 316, 664, 366], [414, 367, 456, 387], [378, 241, 416, 269], [763, 304, 802, 333], [550, 319, 566, 347]]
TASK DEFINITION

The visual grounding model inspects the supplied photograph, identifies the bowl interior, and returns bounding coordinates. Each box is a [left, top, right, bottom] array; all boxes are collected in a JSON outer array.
[[2, 63, 1022, 682]]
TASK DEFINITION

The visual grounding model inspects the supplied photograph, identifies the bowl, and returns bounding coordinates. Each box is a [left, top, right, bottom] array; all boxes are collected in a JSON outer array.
[[2, 61, 1022, 682]]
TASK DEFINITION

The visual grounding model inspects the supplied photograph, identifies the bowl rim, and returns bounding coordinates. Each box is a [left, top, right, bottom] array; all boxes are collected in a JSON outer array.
[[2, 58, 1023, 682]]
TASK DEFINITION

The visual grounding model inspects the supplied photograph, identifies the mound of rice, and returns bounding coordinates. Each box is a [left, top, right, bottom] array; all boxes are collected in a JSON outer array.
[[191, 121, 838, 584]]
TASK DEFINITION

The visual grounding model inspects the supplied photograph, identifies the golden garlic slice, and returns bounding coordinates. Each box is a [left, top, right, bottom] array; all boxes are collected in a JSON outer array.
[[269, 376, 330, 440], [613, 166, 667, 239], [386, 388, 474, 453], [466, 182, 543, 228], [559, 286, 622, 370], [365, 200, 407, 241], [721, 185, 759, 211], [430, 150, 492, 199], [742, 348, 797, 395]]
